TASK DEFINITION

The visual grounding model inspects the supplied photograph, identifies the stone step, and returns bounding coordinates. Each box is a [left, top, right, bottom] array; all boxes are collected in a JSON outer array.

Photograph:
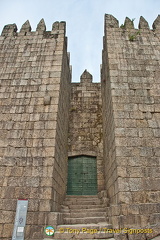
[[53, 232, 115, 239], [70, 207, 106, 213], [64, 199, 101, 205], [61, 196, 108, 229], [67, 204, 104, 209], [61, 207, 105, 214], [63, 211, 106, 218], [64, 216, 106, 224], [53, 223, 115, 239], [57, 223, 112, 229], [68, 207, 106, 213], [66, 195, 99, 198], [65, 196, 100, 200]]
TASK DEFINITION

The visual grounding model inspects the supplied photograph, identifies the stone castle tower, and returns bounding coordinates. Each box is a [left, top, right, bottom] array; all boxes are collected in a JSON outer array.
[[0, 15, 159, 240]]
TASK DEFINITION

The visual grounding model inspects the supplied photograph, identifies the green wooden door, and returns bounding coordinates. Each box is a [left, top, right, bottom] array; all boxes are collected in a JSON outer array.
[[67, 156, 97, 195]]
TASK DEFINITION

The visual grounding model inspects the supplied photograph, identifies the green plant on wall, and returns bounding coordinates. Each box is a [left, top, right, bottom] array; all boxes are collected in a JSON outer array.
[[129, 30, 141, 41], [120, 18, 141, 41], [121, 17, 135, 29], [120, 24, 125, 29], [128, 18, 141, 41], [131, 18, 135, 23]]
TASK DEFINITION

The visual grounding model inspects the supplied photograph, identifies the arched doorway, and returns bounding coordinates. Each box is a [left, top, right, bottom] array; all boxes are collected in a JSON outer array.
[[67, 155, 97, 195]]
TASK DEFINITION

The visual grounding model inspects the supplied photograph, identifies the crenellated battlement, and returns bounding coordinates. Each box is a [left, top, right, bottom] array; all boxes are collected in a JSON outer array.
[[1, 19, 66, 37], [138, 16, 150, 29], [152, 14, 160, 30], [102, 13, 160, 238], [80, 69, 93, 84], [0, 14, 160, 240], [105, 14, 160, 31]]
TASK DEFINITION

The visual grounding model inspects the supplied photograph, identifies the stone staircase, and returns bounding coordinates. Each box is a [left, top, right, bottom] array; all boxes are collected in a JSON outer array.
[[54, 195, 115, 239]]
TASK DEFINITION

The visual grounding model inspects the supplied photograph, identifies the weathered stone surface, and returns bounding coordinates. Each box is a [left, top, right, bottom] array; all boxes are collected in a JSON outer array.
[[153, 15, 160, 30], [139, 16, 150, 29], [20, 20, 31, 32], [105, 14, 119, 28], [52, 21, 59, 31], [124, 17, 134, 29], [36, 18, 46, 33], [2, 224, 13, 238], [43, 95, 51, 105], [1, 23, 17, 36], [80, 69, 93, 83]]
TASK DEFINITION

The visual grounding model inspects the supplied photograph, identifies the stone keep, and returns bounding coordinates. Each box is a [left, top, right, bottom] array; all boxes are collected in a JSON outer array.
[[0, 14, 160, 239]]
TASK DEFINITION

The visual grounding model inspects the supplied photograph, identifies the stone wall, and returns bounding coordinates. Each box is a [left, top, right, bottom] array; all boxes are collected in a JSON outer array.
[[0, 14, 160, 240], [102, 14, 160, 235], [68, 70, 104, 192], [0, 19, 71, 239]]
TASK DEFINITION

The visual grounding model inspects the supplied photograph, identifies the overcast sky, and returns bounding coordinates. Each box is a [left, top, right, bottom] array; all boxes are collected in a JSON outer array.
[[0, 0, 159, 82]]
